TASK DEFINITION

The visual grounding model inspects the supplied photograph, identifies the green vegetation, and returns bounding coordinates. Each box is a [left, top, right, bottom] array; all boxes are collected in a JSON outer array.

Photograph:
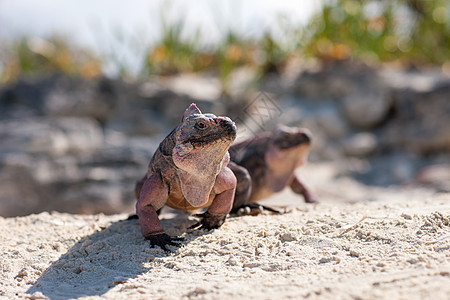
[[0, 35, 102, 82], [305, 0, 450, 65], [1, 0, 449, 86]]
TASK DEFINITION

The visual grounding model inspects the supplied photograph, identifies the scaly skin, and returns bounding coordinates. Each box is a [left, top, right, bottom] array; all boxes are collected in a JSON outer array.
[[229, 125, 316, 215], [135, 104, 237, 251]]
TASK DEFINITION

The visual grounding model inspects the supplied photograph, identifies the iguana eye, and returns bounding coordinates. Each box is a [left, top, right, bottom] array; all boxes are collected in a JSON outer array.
[[195, 121, 208, 130]]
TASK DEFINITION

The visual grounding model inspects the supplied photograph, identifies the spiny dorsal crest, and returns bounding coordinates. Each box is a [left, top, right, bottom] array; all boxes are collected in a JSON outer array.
[[182, 103, 202, 121]]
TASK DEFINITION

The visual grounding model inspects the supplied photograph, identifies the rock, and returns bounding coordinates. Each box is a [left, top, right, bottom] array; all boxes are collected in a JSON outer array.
[[415, 164, 450, 192], [292, 61, 392, 129], [165, 73, 221, 101], [43, 76, 118, 124], [0, 154, 82, 216], [300, 115, 345, 160], [341, 82, 391, 129], [0, 119, 68, 156], [277, 98, 347, 160], [292, 60, 378, 99], [0, 119, 158, 216], [292, 67, 353, 100], [0, 117, 103, 156], [59, 183, 132, 215], [0, 78, 46, 118], [384, 81, 450, 154], [314, 106, 348, 139], [343, 133, 377, 157], [352, 153, 417, 186], [0, 151, 141, 217], [51, 117, 104, 154], [0, 76, 119, 124], [380, 68, 448, 93], [0, 66, 449, 216], [120, 79, 216, 133]]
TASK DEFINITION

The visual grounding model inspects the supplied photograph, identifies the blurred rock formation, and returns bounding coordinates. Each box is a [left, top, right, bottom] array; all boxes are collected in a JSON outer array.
[[0, 61, 449, 216]]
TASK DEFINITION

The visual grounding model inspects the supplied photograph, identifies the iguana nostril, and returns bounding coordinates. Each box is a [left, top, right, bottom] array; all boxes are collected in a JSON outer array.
[[221, 120, 237, 135], [220, 118, 233, 126]]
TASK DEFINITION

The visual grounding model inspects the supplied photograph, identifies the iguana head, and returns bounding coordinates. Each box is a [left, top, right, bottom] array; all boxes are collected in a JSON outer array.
[[173, 103, 237, 176], [265, 125, 312, 192]]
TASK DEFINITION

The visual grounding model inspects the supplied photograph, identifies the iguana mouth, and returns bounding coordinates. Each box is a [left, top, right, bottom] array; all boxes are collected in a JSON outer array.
[[186, 133, 235, 149]]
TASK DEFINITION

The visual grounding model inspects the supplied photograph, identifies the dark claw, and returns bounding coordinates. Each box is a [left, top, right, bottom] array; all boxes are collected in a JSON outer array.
[[255, 204, 281, 214], [188, 221, 202, 230], [193, 213, 206, 218], [235, 203, 281, 215], [146, 233, 184, 252], [188, 214, 205, 230], [189, 212, 227, 231]]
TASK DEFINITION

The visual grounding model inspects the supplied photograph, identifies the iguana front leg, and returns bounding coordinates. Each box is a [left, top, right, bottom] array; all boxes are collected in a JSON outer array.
[[191, 166, 236, 230], [136, 173, 183, 251], [228, 162, 280, 215], [228, 162, 252, 213], [290, 174, 317, 203]]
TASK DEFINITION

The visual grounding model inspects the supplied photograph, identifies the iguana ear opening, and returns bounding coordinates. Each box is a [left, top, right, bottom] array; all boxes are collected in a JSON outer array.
[[182, 103, 202, 121]]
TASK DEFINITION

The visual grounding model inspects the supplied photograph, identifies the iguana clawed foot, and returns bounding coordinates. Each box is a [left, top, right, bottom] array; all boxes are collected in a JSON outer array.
[[234, 203, 281, 216], [189, 212, 227, 231], [146, 233, 184, 252]]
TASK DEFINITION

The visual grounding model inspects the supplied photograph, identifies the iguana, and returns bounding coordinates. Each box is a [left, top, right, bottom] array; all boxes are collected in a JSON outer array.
[[134, 103, 237, 251], [228, 125, 316, 215]]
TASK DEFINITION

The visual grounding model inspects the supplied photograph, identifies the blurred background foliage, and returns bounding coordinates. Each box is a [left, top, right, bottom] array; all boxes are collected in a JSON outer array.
[[0, 35, 103, 82], [1, 0, 449, 86], [305, 0, 450, 65]]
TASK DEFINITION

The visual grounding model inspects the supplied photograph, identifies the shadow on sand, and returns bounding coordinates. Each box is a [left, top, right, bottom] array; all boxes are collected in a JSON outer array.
[[27, 214, 199, 299]]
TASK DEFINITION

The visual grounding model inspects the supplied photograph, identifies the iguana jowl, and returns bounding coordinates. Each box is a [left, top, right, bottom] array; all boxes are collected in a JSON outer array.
[[135, 103, 237, 250]]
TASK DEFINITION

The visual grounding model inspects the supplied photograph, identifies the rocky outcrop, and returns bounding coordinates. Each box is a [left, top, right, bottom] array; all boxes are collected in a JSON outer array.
[[260, 61, 450, 185], [0, 63, 449, 216], [385, 79, 450, 153]]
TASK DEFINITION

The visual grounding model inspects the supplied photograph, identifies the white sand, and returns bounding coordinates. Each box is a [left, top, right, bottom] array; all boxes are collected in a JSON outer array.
[[1, 164, 449, 299]]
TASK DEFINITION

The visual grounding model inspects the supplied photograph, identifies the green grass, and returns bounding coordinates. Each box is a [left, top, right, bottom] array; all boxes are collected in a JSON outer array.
[[304, 0, 450, 65], [0, 35, 102, 82]]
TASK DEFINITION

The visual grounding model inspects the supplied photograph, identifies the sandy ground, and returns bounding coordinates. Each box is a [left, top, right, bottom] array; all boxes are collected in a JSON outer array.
[[1, 163, 449, 300]]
